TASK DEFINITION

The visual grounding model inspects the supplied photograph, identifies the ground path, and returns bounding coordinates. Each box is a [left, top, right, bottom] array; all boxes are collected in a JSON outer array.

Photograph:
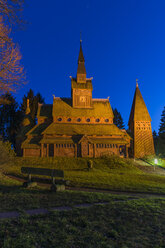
[[1, 173, 165, 220]]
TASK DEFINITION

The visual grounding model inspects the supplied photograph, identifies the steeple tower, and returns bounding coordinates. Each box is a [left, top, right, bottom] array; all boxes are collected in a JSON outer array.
[[77, 40, 86, 83], [71, 39, 93, 108], [128, 82, 155, 158]]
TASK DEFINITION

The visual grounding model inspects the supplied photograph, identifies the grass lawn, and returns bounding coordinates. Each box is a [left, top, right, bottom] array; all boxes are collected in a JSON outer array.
[[0, 155, 165, 247], [0, 197, 165, 248], [2, 156, 165, 194]]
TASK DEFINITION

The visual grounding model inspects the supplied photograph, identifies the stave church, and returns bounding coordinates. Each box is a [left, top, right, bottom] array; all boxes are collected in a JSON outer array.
[[17, 41, 155, 158]]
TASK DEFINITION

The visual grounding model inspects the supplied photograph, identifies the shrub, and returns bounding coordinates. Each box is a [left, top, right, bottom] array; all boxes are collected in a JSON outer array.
[[0, 141, 15, 165]]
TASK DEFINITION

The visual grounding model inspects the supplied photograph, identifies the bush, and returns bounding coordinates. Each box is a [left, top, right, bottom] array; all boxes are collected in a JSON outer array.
[[0, 141, 15, 165]]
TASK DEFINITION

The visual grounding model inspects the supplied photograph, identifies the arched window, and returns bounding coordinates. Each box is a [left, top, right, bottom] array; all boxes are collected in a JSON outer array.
[[86, 118, 90, 122], [77, 118, 81, 122], [67, 118, 71, 122], [58, 118, 62, 122], [96, 118, 100, 122], [105, 119, 109, 122]]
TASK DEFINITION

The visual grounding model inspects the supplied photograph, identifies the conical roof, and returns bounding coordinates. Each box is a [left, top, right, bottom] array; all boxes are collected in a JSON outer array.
[[78, 41, 85, 62], [77, 41, 86, 75], [128, 84, 151, 125]]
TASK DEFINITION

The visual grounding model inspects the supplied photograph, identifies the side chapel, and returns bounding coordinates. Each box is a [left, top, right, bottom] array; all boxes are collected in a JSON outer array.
[[17, 41, 155, 158]]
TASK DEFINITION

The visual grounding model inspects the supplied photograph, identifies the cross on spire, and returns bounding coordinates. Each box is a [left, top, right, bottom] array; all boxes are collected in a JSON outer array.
[[80, 31, 82, 43], [136, 78, 139, 88]]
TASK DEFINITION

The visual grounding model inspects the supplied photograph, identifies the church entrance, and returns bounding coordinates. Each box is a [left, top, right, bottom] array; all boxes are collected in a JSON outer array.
[[81, 142, 89, 157], [49, 144, 54, 157]]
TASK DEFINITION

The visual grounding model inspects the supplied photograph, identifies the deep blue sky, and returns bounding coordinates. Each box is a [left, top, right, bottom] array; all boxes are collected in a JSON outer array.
[[13, 0, 165, 132]]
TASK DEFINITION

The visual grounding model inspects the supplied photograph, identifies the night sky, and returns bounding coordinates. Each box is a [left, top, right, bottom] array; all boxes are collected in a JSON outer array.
[[13, 0, 165, 132]]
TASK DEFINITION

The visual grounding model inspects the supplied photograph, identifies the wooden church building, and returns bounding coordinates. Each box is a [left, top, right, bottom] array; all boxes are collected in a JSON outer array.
[[18, 41, 154, 158]]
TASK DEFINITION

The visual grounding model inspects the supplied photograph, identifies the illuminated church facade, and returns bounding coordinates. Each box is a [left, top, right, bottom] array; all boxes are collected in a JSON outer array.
[[18, 42, 155, 158]]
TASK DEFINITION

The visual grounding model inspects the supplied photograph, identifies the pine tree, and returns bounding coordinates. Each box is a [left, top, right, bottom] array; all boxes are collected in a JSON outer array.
[[113, 108, 125, 129], [0, 93, 22, 147], [158, 106, 165, 156], [153, 130, 158, 154]]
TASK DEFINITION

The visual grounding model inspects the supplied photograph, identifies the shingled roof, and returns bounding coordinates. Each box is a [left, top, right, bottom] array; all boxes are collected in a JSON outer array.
[[42, 123, 125, 136], [53, 98, 114, 118], [77, 41, 86, 75], [128, 85, 151, 125], [37, 104, 52, 119]]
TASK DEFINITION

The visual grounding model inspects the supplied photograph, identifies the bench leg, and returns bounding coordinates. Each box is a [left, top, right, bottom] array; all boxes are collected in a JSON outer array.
[[52, 176, 55, 185], [28, 174, 32, 182]]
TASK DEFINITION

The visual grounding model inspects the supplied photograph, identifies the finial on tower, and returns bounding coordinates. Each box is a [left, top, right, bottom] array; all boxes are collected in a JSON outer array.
[[80, 31, 82, 43], [136, 78, 139, 88]]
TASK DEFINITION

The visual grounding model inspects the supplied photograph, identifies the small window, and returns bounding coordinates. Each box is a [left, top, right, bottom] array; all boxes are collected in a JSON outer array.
[[77, 118, 81, 122], [86, 118, 90, 122], [96, 118, 100, 122], [67, 118, 71, 122], [64, 144, 66, 148], [105, 119, 109, 123], [56, 144, 58, 148], [58, 118, 62, 121]]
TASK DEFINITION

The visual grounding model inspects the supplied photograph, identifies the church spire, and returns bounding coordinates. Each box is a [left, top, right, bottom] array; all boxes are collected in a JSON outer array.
[[77, 39, 86, 83], [128, 82, 155, 158], [128, 83, 151, 125]]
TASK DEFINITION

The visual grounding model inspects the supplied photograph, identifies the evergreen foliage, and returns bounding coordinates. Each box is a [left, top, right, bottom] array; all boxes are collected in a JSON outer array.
[[0, 93, 22, 146], [0, 90, 45, 148], [113, 108, 125, 129], [153, 130, 158, 154], [158, 106, 165, 156], [0, 140, 15, 164]]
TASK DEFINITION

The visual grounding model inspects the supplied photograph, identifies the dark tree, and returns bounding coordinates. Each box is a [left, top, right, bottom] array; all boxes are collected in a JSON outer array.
[[158, 106, 165, 156], [153, 130, 158, 155], [21, 89, 45, 124], [0, 93, 22, 146], [113, 108, 125, 129]]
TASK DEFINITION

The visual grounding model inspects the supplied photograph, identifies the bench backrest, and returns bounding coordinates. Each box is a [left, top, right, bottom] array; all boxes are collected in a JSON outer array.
[[21, 167, 64, 178]]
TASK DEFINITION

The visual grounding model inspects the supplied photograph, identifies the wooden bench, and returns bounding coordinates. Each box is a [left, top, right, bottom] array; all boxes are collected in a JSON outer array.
[[21, 167, 66, 191]]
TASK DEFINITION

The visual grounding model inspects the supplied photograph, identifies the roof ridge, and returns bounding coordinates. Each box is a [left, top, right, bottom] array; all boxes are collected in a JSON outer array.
[[92, 99, 109, 102]]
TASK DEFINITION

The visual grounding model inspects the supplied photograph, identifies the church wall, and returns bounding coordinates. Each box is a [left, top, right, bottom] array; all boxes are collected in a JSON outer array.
[[134, 121, 155, 158], [72, 88, 92, 108], [23, 148, 41, 157], [53, 116, 113, 124], [95, 144, 120, 157], [53, 144, 75, 157]]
